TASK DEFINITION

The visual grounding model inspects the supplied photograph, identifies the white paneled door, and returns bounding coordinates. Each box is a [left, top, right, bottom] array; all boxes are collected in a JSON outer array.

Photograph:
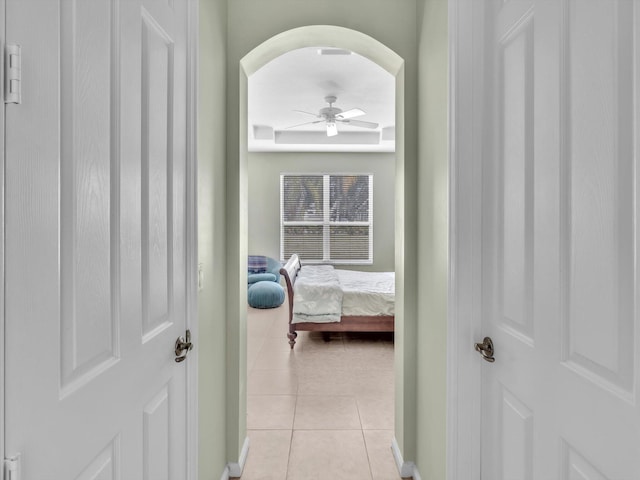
[[4, 0, 192, 478], [480, 0, 640, 478]]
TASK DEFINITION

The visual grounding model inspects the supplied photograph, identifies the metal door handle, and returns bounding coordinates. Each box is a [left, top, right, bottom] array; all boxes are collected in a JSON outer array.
[[474, 336, 495, 363], [175, 329, 193, 363]]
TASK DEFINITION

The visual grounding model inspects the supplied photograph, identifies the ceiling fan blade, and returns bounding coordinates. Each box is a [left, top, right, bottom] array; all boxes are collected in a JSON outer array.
[[338, 119, 379, 129], [293, 109, 320, 118], [336, 108, 365, 119], [283, 120, 323, 130]]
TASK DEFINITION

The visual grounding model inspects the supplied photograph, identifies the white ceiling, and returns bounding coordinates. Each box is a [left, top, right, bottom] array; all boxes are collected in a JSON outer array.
[[248, 47, 395, 152]]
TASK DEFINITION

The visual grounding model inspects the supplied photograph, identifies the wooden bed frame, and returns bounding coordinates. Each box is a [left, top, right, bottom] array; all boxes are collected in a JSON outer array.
[[279, 254, 395, 348]]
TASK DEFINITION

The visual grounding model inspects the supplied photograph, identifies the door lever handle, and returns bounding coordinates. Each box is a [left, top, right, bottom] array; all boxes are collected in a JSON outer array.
[[175, 329, 193, 363], [474, 336, 495, 363]]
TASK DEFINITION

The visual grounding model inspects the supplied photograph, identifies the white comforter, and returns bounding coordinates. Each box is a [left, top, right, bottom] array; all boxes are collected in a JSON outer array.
[[292, 266, 396, 323], [292, 265, 343, 323], [336, 269, 395, 317]]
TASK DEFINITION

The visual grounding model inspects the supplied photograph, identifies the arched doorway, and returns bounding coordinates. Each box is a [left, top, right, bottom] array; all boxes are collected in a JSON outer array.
[[227, 25, 412, 476]]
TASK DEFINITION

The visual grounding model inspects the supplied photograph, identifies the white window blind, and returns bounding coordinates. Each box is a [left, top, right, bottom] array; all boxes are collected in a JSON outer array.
[[280, 174, 373, 264]]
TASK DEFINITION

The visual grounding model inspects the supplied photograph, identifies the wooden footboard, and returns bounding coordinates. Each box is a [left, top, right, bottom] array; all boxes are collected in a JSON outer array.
[[279, 254, 395, 349]]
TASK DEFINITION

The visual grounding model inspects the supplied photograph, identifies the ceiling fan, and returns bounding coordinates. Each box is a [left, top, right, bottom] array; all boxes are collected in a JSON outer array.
[[285, 95, 379, 137]]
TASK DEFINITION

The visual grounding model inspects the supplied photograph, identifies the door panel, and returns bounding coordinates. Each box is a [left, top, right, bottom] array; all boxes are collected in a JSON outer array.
[[76, 439, 120, 480], [482, 0, 640, 478], [143, 384, 171, 480], [60, 0, 120, 396], [562, 442, 608, 480], [483, 3, 537, 479], [558, 2, 639, 477], [561, 0, 635, 397], [142, 8, 173, 339], [500, 388, 534, 480], [4, 0, 190, 478], [499, 11, 534, 346]]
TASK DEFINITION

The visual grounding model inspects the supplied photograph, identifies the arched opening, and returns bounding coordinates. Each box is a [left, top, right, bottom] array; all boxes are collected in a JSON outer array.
[[229, 25, 410, 474]]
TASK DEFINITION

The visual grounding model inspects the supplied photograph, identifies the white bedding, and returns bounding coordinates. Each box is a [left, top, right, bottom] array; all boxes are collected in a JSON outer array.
[[292, 265, 343, 324], [292, 266, 395, 323], [336, 269, 395, 317]]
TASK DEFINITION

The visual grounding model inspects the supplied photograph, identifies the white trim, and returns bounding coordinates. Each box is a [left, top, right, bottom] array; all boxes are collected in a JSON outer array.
[[447, 0, 485, 479], [0, 0, 6, 464], [185, 0, 199, 479], [413, 465, 423, 480], [391, 437, 416, 478], [219, 466, 230, 480], [227, 436, 250, 478]]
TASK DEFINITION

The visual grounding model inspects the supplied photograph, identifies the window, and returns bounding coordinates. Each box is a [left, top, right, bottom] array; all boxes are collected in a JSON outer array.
[[280, 174, 373, 264]]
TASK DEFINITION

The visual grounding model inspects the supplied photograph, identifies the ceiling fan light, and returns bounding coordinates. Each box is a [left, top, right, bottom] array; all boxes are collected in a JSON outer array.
[[326, 122, 338, 137]]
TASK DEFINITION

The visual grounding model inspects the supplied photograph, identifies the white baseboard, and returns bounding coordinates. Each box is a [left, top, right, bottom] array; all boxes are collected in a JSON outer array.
[[413, 465, 422, 480], [219, 466, 229, 480], [220, 436, 419, 479], [227, 436, 250, 478], [391, 437, 416, 478]]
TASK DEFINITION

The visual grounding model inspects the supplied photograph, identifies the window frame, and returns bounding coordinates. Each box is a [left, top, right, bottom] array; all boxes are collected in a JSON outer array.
[[280, 173, 374, 265]]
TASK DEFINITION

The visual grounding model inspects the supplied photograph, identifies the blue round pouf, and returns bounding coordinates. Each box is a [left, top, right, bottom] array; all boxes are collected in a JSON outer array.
[[248, 281, 285, 309]]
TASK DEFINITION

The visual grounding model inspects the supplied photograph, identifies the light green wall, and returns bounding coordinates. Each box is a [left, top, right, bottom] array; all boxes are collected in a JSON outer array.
[[416, 0, 449, 478], [195, 1, 449, 478], [248, 152, 396, 271], [198, 1, 227, 479], [227, 0, 420, 467]]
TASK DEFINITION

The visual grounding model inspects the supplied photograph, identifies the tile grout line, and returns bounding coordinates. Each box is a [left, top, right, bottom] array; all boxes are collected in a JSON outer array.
[[285, 428, 294, 480], [361, 429, 376, 480], [355, 391, 376, 479]]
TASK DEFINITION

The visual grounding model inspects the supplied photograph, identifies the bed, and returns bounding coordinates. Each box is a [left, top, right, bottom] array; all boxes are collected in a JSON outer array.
[[279, 254, 395, 348]]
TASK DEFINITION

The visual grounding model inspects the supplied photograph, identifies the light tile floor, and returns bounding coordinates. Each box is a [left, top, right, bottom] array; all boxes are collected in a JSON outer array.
[[238, 298, 408, 480]]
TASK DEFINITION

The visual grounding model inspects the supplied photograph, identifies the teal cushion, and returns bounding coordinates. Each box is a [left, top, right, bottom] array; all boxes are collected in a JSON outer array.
[[266, 257, 281, 283], [248, 272, 277, 284], [248, 281, 285, 309]]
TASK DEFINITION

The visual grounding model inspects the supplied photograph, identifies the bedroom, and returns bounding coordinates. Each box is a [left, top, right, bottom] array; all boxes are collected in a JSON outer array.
[[244, 46, 398, 477]]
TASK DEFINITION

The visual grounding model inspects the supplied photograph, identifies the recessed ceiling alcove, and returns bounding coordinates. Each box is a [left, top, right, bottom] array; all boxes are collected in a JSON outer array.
[[248, 46, 395, 152]]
